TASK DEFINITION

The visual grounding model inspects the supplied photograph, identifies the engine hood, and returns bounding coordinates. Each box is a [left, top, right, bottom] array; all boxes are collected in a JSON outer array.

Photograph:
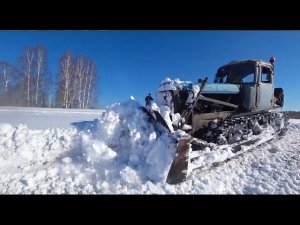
[[202, 83, 240, 94]]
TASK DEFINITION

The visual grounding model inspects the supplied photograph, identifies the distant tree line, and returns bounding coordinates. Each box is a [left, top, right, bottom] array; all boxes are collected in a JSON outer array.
[[0, 46, 98, 108]]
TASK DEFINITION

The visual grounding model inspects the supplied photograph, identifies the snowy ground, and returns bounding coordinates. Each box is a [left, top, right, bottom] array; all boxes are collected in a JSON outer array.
[[0, 106, 104, 129], [0, 104, 299, 194]]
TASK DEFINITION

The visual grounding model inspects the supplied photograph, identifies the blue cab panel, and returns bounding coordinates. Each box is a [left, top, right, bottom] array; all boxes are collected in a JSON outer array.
[[202, 83, 240, 94]]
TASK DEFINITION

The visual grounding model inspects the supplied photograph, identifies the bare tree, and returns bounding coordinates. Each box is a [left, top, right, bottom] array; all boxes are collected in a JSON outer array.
[[45, 71, 54, 108], [72, 57, 98, 109], [16, 46, 49, 107], [34, 46, 47, 107], [57, 52, 74, 108], [0, 62, 11, 94], [17, 48, 35, 106], [84, 59, 98, 108], [73, 56, 90, 108], [3, 67, 9, 93], [56, 52, 99, 109], [82, 59, 89, 108], [0, 62, 16, 105]]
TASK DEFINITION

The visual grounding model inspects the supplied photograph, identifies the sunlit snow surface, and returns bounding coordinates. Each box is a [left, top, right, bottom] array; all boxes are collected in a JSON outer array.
[[0, 105, 299, 194]]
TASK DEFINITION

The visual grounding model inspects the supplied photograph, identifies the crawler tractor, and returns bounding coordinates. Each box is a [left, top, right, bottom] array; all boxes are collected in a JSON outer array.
[[144, 57, 289, 184]]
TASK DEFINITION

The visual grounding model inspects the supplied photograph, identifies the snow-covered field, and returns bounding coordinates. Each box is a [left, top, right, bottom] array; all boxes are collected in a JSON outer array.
[[0, 107, 104, 129], [0, 104, 299, 194]]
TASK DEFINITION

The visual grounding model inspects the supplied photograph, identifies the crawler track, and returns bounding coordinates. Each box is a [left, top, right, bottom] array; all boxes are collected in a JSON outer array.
[[166, 111, 289, 184]]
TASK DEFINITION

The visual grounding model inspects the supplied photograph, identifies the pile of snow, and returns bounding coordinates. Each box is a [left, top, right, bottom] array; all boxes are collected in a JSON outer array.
[[86, 100, 177, 182], [0, 101, 177, 194]]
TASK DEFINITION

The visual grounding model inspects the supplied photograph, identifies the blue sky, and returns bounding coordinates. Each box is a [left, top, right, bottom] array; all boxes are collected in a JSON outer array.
[[0, 31, 299, 110]]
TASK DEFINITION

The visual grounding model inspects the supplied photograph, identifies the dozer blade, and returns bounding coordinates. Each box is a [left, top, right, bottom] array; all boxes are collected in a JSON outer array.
[[166, 138, 190, 184], [153, 111, 171, 132], [140, 107, 171, 132]]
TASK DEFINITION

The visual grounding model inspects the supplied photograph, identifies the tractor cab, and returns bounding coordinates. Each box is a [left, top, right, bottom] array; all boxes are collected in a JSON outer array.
[[214, 58, 278, 111], [215, 60, 273, 85]]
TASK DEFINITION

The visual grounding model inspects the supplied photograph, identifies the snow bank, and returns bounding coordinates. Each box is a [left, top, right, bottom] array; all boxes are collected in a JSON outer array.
[[91, 100, 176, 182], [0, 106, 104, 129], [0, 100, 177, 194], [0, 123, 76, 166]]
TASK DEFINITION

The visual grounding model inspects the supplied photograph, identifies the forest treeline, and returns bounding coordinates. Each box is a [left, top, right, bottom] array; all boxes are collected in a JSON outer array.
[[0, 46, 98, 108]]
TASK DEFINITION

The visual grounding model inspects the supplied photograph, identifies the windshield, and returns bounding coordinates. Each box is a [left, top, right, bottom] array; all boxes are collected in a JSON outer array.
[[215, 62, 255, 84]]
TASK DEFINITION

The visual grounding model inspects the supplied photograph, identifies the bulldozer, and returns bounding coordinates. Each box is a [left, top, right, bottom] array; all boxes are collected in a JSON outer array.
[[143, 57, 289, 184]]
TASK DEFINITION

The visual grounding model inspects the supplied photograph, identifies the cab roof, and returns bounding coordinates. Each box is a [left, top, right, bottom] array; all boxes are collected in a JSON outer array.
[[221, 59, 272, 68], [216, 59, 273, 77]]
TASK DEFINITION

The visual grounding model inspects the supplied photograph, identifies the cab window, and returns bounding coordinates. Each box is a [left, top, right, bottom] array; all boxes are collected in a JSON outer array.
[[261, 67, 272, 83]]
